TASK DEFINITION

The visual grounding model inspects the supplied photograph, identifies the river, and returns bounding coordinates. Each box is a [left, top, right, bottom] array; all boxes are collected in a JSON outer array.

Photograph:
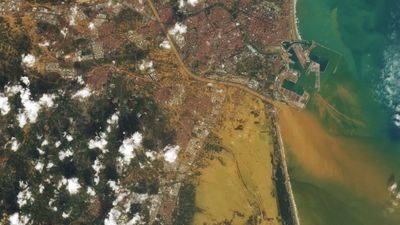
[[284, 0, 400, 224]]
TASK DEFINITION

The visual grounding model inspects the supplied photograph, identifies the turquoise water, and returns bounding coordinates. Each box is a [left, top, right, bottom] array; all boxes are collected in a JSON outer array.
[[292, 0, 400, 224], [297, 0, 400, 133]]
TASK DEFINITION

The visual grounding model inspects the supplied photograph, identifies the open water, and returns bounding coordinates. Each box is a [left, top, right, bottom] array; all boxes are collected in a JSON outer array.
[[290, 0, 400, 224]]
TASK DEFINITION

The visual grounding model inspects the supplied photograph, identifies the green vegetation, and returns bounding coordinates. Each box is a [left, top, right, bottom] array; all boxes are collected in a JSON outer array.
[[114, 8, 144, 33], [0, 17, 31, 88], [170, 0, 186, 21], [72, 42, 149, 74], [203, 132, 224, 153], [236, 55, 265, 78], [114, 8, 143, 23], [0, 70, 174, 223], [173, 183, 196, 225], [36, 21, 61, 41], [117, 43, 149, 64]]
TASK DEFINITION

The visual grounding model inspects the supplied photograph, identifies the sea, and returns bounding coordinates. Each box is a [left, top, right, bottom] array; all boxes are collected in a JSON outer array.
[[290, 0, 400, 224]]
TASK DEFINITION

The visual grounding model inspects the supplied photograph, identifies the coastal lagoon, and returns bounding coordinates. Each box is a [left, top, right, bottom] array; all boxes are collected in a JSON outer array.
[[280, 0, 400, 224]]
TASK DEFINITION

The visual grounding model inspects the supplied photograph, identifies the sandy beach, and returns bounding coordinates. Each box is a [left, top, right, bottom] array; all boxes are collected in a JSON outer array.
[[293, 0, 302, 40]]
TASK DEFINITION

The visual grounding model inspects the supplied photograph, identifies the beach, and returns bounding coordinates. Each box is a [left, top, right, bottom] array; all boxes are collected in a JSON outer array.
[[292, 0, 302, 40]]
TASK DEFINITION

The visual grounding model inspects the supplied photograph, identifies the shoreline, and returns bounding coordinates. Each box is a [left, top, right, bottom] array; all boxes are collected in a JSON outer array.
[[267, 1, 303, 224], [269, 106, 301, 225], [293, 0, 302, 40]]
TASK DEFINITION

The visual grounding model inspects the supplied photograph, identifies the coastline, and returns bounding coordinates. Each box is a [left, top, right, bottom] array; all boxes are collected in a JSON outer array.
[[266, 1, 303, 224], [269, 106, 301, 225], [292, 0, 302, 40]]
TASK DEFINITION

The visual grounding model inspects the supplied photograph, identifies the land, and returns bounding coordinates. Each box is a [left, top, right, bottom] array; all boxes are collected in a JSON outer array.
[[194, 91, 280, 225], [0, 0, 308, 224]]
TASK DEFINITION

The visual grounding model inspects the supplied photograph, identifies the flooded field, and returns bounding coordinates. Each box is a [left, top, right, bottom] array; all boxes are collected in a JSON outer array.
[[194, 91, 280, 225]]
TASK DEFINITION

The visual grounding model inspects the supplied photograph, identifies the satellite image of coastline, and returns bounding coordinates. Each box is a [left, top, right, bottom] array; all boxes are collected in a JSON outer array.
[[0, 0, 399, 225]]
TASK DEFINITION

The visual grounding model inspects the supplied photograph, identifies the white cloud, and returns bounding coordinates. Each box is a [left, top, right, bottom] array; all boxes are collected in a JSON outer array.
[[139, 60, 154, 71], [118, 132, 142, 166], [88, 132, 108, 153], [66, 177, 81, 194], [34, 161, 44, 173], [75, 76, 85, 85], [69, 5, 78, 26], [39, 184, 45, 193], [49, 198, 57, 211], [62, 211, 71, 219], [58, 149, 74, 161], [88, 22, 95, 30], [41, 139, 49, 146], [4, 84, 23, 96], [72, 87, 92, 99], [163, 145, 180, 163], [107, 180, 119, 192], [9, 213, 30, 225], [179, 0, 201, 8], [46, 162, 54, 170], [21, 54, 36, 67], [160, 40, 171, 49], [39, 94, 57, 108], [17, 112, 27, 128], [145, 151, 157, 161], [92, 158, 105, 185], [127, 214, 142, 225], [106, 111, 120, 133], [37, 147, 45, 155], [38, 41, 50, 47], [104, 180, 146, 225], [168, 23, 187, 47], [20, 76, 30, 86], [14, 83, 57, 127], [17, 181, 33, 208], [87, 186, 96, 197], [178, 0, 185, 8], [20, 88, 41, 123], [394, 113, 400, 127], [61, 27, 68, 37], [0, 94, 11, 115], [88, 114, 119, 182], [104, 208, 121, 225], [10, 137, 19, 152], [389, 183, 398, 192], [132, 132, 143, 145], [169, 23, 187, 35], [188, 0, 200, 6], [66, 134, 74, 142], [107, 112, 119, 125]]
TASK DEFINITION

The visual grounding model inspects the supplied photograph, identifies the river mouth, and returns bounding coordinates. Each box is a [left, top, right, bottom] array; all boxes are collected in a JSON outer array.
[[289, 0, 400, 224]]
